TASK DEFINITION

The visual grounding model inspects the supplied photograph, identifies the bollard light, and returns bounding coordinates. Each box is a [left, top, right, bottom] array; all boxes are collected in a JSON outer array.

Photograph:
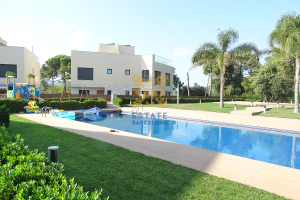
[[48, 146, 59, 163], [291, 99, 293, 104], [251, 100, 253, 107], [232, 99, 233, 102], [166, 99, 168, 107], [277, 101, 279, 108], [234, 104, 237, 111], [200, 99, 201, 103], [130, 100, 132, 105], [264, 105, 266, 113]]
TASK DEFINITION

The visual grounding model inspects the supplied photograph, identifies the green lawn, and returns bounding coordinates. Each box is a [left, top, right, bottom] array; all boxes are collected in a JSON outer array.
[[123, 102, 250, 113], [7, 115, 286, 199], [258, 107, 300, 119]]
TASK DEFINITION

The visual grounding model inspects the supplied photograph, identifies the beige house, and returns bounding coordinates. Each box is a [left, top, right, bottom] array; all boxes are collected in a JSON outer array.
[[0, 38, 40, 87], [71, 43, 173, 96]]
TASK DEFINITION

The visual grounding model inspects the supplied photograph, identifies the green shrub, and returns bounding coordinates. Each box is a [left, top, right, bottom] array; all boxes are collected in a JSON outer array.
[[38, 97, 107, 110], [113, 97, 123, 107], [0, 104, 10, 128], [0, 126, 107, 199], [0, 99, 28, 113], [118, 97, 245, 105]]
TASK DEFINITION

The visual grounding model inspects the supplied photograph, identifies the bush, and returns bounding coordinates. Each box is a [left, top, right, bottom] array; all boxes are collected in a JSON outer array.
[[113, 97, 123, 107], [0, 99, 28, 113], [38, 97, 107, 110], [117, 97, 246, 105], [0, 126, 108, 199], [0, 104, 10, 128]]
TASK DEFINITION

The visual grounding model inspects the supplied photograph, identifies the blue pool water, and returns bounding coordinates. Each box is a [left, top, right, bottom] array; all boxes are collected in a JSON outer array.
[[68, 113, 300, 169]]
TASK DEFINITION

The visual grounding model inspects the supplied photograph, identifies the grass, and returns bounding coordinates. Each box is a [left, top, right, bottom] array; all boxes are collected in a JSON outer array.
[[258, 107, 300, 119], [7, 115, 287, 199], [123, 102, 250, 113]]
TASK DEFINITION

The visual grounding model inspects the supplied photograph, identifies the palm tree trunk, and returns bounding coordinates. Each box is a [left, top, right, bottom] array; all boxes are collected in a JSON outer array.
[[187, 72, 190, 97], [220, 70, 225, 107], [52, 77, 55, 94], [205, 75, 209, 96], [294, 57, 300, 113], [210, 68, 212, 97]]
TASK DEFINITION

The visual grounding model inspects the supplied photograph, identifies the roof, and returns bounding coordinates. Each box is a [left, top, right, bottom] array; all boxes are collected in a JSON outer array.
[[5, 71, 16, 77], [27, 74, 35, 78]]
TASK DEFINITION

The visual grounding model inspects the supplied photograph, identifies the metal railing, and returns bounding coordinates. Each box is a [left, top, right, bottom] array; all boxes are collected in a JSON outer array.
[[42, 106, 58, 117]]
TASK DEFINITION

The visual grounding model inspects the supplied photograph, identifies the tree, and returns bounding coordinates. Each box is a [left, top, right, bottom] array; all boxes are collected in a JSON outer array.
[[270, 11, 300, 112], [41, 55, 71, 94], [192, 28, 259, 107], [252, 59, 293, 102], [173, 68, 184, 94]]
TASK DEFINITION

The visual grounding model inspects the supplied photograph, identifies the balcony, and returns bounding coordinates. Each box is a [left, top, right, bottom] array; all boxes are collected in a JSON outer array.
[[155, 55, 172, 66]]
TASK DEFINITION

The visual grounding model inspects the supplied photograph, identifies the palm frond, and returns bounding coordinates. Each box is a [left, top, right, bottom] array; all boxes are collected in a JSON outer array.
[[217, 28, 239, 52]]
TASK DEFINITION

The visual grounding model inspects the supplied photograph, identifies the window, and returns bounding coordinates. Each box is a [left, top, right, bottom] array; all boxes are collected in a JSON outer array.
[[125, 90, 129, 95], [0, 64, 17, 78], [165, 91, 170, 96], [141, 91, 149, 96], [78, 68, 93, 80], [107, 90, 111, 95], [79, 90, 89, 94], [125, 70, 130, 75], [107, 69, 112, 74], [155, 91, 161, 96], [166, 73, 170, 86], [155, 71, 161, 85], [142, 70, 149, 82]]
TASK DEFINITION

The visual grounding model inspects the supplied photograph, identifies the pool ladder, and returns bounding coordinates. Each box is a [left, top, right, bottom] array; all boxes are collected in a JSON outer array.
[[42, 106, 58, 117], [131, 103, 143, 115]]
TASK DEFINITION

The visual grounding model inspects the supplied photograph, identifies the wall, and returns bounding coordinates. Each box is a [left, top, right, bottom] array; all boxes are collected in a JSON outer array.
[[71, 50, 142, 95], [152, 61, 174, 95], [0, 46, 25, 86], [24, 48, 40, 87], [98, 44, 117, 53], [117, 44, 135, 55]]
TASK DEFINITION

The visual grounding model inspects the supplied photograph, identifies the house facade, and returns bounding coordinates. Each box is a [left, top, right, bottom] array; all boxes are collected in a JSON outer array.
[[0, 38, 40, 88], [71, 43, 173, 97]]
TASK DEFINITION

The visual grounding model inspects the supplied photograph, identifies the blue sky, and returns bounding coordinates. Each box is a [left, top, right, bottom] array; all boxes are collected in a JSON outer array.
[[1, 0, 299, 87]]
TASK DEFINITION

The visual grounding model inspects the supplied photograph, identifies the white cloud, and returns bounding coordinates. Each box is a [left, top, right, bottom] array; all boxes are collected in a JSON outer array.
[[52, 20, 66, 31], [173, 47, 194, 57], [66, 29, 90, 50]]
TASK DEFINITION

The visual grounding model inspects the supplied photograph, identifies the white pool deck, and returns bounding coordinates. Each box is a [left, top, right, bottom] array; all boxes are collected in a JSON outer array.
[[14, 104, 300, 199]]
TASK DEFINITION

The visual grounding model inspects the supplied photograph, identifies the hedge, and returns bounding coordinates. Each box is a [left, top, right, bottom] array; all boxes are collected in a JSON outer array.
[[113, 97, 123, 107], [0, 126, 107, 199], [114, 97, 246, 106], [42, 97, 100, 102], [0, 98, 107, 113], [0, 99, 28, 113], [0, 104, 10, 128], [38, 98, 107, 110]]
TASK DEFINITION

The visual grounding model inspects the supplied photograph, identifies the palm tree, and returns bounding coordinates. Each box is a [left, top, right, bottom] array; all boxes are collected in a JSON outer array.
[[192, 28, 259, 107], [270, 11, 300, 113]]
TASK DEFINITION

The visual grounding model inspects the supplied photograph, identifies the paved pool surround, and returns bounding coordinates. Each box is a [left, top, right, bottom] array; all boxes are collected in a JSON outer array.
[[15, 105, 300, 199]]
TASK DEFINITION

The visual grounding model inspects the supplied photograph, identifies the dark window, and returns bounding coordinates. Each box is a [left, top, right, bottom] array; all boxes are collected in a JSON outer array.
[[166, 73, 170, 86], [79, 90, 90, 94], [0, 64, 17, 78], [107, 90, 111, 95], [142, 70, 149, 82], [125, 70, 130, 75], [125, 90, 129, 95], [107, 69, 112, 74], [78, 68, 93, 80], [165, 91, 170, 96], [155, 71, 161, 85], [156, 91, 161, 96]]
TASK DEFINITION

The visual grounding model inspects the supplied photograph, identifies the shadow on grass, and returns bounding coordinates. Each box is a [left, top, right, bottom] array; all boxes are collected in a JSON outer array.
[[7, 115, 286, 200]]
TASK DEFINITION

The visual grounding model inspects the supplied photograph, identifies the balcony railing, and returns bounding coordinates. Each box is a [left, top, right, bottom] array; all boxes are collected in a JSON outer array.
[[155, 55, 172, 66]]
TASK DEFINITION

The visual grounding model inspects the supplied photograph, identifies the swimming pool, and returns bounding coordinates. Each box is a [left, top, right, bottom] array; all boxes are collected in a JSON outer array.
[[67, 113, 300, 169]]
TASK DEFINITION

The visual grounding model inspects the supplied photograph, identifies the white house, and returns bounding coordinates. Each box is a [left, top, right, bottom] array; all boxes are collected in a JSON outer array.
[[71, 43, 173, 97], [0, 38, 40, 88]]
